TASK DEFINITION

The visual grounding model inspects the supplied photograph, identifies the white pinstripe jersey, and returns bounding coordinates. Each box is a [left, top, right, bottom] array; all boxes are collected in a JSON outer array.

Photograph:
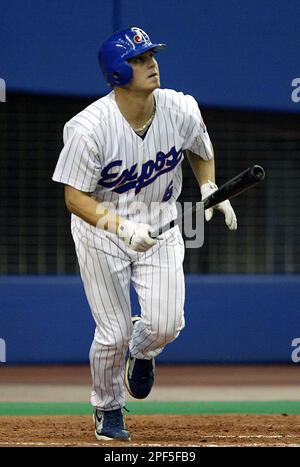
[[52, 88, 213, 232]]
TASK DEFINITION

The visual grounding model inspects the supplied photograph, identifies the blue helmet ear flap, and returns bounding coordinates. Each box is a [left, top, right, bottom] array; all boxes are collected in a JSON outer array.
[[104, 59, 133, 87]]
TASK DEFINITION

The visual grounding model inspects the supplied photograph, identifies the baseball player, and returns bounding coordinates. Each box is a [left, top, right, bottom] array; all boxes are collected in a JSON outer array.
[[52, 27, 237, 441]]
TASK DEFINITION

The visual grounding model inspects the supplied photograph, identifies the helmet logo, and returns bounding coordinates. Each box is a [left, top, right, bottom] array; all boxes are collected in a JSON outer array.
[[133, 32, 144, 44]]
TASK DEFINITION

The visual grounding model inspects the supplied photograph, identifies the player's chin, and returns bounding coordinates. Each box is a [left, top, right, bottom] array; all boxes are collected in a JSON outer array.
[[147, 78, 160, 91], [149, 83, 160, 92]]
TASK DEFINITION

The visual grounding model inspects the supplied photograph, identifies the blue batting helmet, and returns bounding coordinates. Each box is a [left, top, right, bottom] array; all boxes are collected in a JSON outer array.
[[98, 27, 166, 87]]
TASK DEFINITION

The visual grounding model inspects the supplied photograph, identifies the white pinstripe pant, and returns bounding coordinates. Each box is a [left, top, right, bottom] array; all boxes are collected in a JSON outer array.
[[72, 219, 185, 410]]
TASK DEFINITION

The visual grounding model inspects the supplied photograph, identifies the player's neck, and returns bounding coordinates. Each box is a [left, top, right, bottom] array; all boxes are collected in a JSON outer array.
[[114, 89, 155, 129]]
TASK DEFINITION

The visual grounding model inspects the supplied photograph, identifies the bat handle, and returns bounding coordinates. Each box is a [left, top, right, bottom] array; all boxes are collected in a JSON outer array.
[[149, 220, 175, 239]]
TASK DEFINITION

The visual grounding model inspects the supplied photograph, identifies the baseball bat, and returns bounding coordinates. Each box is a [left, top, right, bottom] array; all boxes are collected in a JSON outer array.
[[151, 164, 265, 238]]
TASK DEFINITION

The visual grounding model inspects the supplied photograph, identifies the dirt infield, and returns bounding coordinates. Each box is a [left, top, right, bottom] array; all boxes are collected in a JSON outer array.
[[1, 414, 300, 447], [2, 365, 300, 447]]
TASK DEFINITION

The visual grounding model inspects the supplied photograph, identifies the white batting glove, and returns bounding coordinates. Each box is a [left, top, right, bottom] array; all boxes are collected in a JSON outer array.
[[201, 181, 237, 231], [117, 219, 157, 252]]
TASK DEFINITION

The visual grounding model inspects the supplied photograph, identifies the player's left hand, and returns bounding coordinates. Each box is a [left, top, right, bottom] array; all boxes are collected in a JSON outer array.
[[201, 180, 237, 230]]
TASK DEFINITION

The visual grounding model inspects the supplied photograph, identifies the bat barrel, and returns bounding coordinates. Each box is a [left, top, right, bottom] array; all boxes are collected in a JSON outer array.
[[203, 164, 265, 209], [251, 164, 265, 181], [151, 164, 265, 238]]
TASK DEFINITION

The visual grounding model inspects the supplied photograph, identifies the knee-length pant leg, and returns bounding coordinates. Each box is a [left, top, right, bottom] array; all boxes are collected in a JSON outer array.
[[129, 228, 185, 359], [72, 227, 133, 410]]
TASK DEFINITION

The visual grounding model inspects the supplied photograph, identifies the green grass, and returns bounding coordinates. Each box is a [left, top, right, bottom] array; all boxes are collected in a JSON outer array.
[[0, 401, 300, 416]]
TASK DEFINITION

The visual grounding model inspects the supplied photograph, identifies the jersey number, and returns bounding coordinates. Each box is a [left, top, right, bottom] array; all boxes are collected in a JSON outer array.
[[162, 181, 173, 202]]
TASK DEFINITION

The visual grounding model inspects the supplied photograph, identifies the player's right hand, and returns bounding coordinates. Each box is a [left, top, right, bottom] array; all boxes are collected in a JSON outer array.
[[117, 219, 157, 252]]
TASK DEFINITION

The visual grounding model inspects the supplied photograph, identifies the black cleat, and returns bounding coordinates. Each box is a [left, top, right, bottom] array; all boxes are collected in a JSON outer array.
[[93, 408, 131, 441], [125, 316, 155, 399]]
